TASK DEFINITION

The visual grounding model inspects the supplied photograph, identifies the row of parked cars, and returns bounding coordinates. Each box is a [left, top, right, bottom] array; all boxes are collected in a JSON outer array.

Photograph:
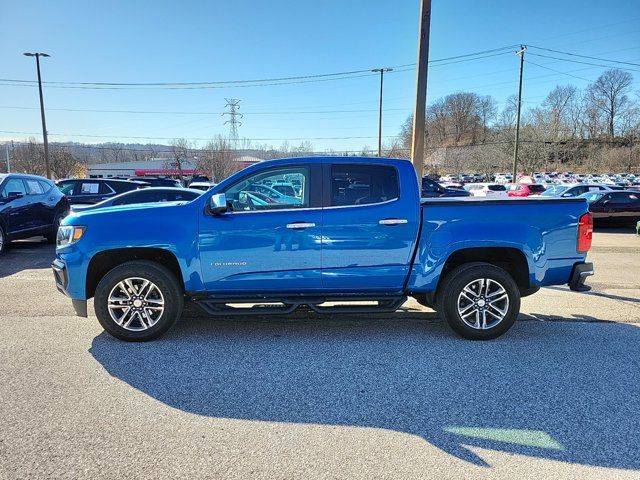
[[422, 175, 640, 227], [0, 172, 313, 253]]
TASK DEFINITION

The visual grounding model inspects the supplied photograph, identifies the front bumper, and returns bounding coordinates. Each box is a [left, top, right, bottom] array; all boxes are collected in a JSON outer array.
[[51, 259, 88, 317], [568, 262, 594, 292]]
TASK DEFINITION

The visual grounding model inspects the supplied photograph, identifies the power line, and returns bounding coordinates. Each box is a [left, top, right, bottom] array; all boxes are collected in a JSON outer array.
[[528, 45, 640, 67], [526, 52, 640, 72], [525, 59, 593, 82], [0, 130, 397, 141], [0, 105, 408, 115], [0, 45, 520, 90]]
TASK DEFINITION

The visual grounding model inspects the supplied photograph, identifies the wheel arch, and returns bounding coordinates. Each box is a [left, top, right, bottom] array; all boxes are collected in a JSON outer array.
[[86, 247, 184, 299], [437, 247, 530, 296]]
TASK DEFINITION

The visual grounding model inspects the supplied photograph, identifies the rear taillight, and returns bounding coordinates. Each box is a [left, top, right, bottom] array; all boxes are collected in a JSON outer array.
[[577, 212, 593, 253]]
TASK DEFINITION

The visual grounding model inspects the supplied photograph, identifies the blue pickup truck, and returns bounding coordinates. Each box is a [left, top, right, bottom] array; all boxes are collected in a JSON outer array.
[[52, 157, 594, 342]]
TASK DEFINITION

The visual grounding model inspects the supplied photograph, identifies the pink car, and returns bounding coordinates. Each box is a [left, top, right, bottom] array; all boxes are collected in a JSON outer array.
[[506, 183, 547, 197]]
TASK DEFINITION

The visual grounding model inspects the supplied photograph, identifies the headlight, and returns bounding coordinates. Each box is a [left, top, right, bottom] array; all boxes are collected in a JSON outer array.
[[56, 225, 86, 247]]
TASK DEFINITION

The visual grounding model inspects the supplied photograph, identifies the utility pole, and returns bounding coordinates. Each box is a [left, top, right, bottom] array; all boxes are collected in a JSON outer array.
[[372, 67, 393, 157], [410, 0, 432, 178], [23, 52, 51, 179], [512, 45, 527, 182], [222, 99, 243, 150], [5, 143, 10, 173]]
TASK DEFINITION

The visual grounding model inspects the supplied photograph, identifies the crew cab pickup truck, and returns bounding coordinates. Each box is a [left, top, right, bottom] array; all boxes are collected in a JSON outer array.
[[52, 157, 594, 342]]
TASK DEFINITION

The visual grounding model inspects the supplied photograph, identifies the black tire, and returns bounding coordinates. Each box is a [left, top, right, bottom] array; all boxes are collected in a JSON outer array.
[[94, 260, 184, 341], [436, 262, 520, 340], [0, 224, 7, 255], [45, 212, 63, 244]]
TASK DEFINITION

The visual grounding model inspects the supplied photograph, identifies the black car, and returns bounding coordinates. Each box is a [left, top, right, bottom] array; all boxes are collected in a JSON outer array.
[[56, 178, 148, 205], [0, 173, 70, 254], [71, 187, 202, 212], [127, 177, 183, 188], [421, 177, 471, 198], [582, 190, 640, 226]]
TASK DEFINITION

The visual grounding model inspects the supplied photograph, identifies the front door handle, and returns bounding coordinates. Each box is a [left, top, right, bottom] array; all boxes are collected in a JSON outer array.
[[379, 218, 408, 225], [286, 222, 316, 229]]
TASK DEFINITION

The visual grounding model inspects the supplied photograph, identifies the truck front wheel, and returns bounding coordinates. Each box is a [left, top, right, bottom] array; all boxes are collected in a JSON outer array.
[[437, 262, 520, 340], [94, 260, 184, 341]]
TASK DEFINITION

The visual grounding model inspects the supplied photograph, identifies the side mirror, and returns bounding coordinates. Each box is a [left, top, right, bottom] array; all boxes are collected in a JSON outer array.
[[7, 191, 24, 201], [209, 193, 228, 215], [561, 192, 572, 197], [601, 199, 610, 206]]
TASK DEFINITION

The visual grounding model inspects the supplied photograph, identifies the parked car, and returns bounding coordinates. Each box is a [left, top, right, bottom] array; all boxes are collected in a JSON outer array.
[[464, 183, 508, 198], [506, 183, 546, 197], [540, 184, 612, 198], [421, 177, 471, 198], [247, 182, 301, 204], [53, 157, 593, 342], [127, 177, 183, 188], [270, 181, 298, 198], [0, 173, 70, 254], [71, 188, 202, 212], [187, 182, 216, 191], [579, 190, 640, 226], [57, 178, 148, 205]]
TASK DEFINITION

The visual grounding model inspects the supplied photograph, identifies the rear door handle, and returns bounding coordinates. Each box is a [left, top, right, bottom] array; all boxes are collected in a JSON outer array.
[[379, 218, 408, 225], [286, 222, 316, 229]]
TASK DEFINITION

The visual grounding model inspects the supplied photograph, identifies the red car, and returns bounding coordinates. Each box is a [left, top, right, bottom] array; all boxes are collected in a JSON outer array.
[[506, 183, 546, 197]]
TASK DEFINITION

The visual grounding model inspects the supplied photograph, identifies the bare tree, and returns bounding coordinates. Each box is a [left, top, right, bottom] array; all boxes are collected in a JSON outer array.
[[586, 69, 633, 138], [50, 146, 85, 179], [10, 139, 45, 175], [197, 136, 237, 182], [168, 138, 193, 176]]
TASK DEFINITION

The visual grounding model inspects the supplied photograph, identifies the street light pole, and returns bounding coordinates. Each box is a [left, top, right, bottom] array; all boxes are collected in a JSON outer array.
[[372, 67, 393, 157], [23, 52, 51, 179], [411, 0, 432, 178]]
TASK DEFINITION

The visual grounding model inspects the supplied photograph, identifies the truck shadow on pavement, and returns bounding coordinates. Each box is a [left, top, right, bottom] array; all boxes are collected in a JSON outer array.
[[89, 316, 640, 470]]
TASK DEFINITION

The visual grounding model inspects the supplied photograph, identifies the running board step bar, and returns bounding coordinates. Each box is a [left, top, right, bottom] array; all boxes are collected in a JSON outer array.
[[194, 296, 407, 316]]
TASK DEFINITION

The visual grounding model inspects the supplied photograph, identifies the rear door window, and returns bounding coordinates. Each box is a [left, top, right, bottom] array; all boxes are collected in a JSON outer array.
[[79, 182, 101, 195], [330, 164, 399, 207], [25, 180, 44, 195]]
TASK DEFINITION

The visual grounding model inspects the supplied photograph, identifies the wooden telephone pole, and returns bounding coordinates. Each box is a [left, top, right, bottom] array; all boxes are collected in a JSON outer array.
[[410, 0, 432, 179]]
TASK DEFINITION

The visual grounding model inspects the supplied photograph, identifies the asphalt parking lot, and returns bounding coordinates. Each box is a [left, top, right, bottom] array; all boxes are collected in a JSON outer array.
[[1, 230, 639, 479]]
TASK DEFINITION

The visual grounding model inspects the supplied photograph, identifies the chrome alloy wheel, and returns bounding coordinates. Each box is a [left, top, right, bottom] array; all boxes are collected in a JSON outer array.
[[107, 277, 165, 331], [457, 278, 509, 330]]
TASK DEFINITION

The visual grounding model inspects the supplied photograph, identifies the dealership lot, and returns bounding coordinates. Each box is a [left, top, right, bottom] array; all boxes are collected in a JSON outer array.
[[1, 230, 639, 479]]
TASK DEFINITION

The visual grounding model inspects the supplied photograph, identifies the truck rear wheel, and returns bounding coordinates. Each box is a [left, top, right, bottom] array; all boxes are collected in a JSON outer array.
[[94, 260, 184, 341], [437, 262, 520, 340]]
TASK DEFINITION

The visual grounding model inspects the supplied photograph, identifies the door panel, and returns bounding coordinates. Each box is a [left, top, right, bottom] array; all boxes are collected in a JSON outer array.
[[24, 179, 47, 229], [0, 178, 32, 233], [199, 164, 322, 293], [199, 209, 322, 292], [321, 163, 420, 291]]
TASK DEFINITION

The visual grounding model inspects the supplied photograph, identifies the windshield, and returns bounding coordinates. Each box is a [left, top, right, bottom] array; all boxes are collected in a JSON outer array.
[[529, 184, 546, 193], [488, 185, 506, 191], [578, 191, 605, 203], [541, 185, 568, 197]]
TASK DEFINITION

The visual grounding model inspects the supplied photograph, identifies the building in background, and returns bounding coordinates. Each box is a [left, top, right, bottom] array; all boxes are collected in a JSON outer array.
[[87, 156, 262, 179]]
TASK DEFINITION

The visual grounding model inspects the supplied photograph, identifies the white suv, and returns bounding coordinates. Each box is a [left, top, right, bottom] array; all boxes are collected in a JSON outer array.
[[464, 183, 509, 198]]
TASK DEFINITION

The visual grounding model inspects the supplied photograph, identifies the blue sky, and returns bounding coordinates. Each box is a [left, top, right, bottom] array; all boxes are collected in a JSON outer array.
[[1, 0, 639, 151]]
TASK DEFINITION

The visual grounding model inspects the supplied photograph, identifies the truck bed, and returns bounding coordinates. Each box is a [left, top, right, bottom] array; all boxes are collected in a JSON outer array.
[[410, 196, 589, 292]]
